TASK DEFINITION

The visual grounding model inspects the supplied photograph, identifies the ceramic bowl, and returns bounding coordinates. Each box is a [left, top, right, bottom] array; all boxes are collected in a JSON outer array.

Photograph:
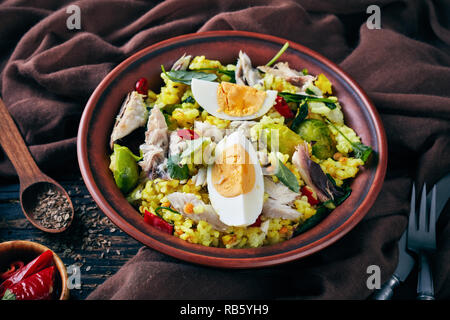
[[0, 240, 69, 299], [78, 31, 387, 268]]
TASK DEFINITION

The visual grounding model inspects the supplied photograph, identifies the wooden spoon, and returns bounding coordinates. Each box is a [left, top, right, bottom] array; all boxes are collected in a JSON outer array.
[[0, 97, 74, 233]]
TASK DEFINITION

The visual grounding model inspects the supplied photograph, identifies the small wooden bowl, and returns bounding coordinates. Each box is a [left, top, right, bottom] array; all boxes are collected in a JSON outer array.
[[0, 241, 69, 300]]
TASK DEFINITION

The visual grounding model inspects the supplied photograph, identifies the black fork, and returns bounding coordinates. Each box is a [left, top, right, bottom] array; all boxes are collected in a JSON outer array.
[[407, 184, 437, 300]]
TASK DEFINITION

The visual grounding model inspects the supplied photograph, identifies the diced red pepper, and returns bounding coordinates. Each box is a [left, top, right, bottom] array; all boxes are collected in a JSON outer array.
[[249, 215, 262, 227], [144, 210, 174, 235], [273, 96, 294, 119], [0, 250, 53, 296], [135, 77, 148, 96], [2, 266, 55, 300], [177, 129, 199, 140], [301, 186, 320, 206], [0, 261, 24, 281]]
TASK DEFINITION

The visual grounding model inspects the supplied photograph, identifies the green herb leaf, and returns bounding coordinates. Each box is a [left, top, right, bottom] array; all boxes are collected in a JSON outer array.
[[326, 120, 373, 162], [326, 174, 352, 206], [162, 112, 172, 127], [290, 101, 309, 132], [352, 142, 373, 163], [334, 187, 352, 206], [305, 88, 316, 95], [302, 68, 309, 75], [266, 42, 290, 67], [167, 154, 189, 180], [191, 68, 236, 83], [294, 205, 330, 236], [162, 104, 179, 115], [155, 206, 180, 219], [274, 159, 300, 192], [278, 92, 336, 104], [216, 69, 235, 78], [181, 96, 195, 104], [324, 102, 337, 110], [161, 65, 217, 85]]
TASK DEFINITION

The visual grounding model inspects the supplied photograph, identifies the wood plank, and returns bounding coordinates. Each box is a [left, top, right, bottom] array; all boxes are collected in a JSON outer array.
[[0, 180, 141, 300]]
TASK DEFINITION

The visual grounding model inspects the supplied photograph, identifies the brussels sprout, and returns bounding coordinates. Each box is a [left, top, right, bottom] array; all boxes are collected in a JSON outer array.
[[109, 144, 141, 193], [295, 119, 336, 160]]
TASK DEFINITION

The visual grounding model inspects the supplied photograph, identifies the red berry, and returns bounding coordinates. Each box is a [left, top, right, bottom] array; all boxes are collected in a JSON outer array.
[[135, 77, 148, 95]]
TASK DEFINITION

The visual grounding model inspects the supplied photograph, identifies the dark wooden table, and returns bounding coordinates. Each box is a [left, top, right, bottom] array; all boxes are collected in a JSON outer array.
[[0, 177, 142, 300], [0, 177, 436, 300]]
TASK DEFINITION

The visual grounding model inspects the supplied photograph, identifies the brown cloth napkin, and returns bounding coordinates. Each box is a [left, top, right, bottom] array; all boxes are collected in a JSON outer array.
[[1, 0, 449, 299]]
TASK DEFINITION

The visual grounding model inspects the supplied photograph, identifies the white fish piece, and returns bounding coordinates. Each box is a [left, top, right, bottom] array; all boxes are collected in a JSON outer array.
[[193, 121, 224, 142], [154, 158, 170, 180], [292, 143, 329, 202], [264, 177, 299, 205], [144, 107, 168, 147], [139, 144, 164, 176], [292, 143, 345, 202], [139, 107, 169, 176], [168, 131, 187, 156], [260, 220, 270, 235], [262, 198, 302, 220], [171, 54, 192, 71], [166, 192, 230, 232], [257, 62, 316, 92], [191, 167, 207, 187], [235, 51, 263, 87], [227, 120, 257, 140], [110, 91, 148, 148]]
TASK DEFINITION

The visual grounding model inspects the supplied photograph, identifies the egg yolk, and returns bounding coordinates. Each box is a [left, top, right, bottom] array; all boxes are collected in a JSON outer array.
[[216, 82, 266, 117], [211, 144, 255, 198]]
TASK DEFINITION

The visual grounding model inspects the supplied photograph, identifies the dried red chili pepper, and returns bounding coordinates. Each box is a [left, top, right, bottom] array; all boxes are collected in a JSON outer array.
[[0, 261, 24, 281], [301, 186, 320, 206], [135, 77, 148, 96], [177, 129, 199, 140], [2, 266, 55, 300], [273, 96, 294, 119], [144, 210, 174, 235], [0, 250, 53, 296]]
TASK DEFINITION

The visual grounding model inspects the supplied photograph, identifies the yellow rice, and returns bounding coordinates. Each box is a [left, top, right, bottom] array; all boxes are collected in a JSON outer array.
[[130, 55, 364, 248]]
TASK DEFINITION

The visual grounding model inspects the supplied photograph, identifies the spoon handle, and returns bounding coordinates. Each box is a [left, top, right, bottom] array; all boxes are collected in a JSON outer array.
[[0, 97, 44, 186]]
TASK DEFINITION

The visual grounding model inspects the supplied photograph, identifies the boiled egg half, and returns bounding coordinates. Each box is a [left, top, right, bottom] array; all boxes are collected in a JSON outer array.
[[207, 132, 264, 226], [191, 78, 277, 120]]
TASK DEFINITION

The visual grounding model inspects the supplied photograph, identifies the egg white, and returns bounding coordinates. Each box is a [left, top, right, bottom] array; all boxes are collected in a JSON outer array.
[[191, 78, 277, 121], [206, 132, 264, 227]]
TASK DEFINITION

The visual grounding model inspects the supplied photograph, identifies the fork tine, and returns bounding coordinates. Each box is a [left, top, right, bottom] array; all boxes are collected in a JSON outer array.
[[419, 183, 427, 231], [429, 185, 437, 234], [408, 184, 416, 232]]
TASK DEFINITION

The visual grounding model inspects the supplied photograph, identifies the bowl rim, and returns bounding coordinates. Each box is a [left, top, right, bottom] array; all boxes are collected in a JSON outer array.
[[77, 30, 388, 268], [0, 240, 69, 300]]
